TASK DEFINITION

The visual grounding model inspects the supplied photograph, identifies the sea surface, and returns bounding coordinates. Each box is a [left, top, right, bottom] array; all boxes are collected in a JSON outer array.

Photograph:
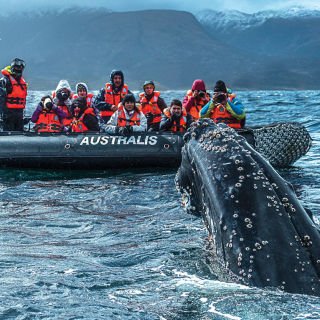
[[1, 90, 320, 319]]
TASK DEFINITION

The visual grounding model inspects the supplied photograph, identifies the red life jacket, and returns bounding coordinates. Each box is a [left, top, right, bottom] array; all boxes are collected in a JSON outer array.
[[210, 100, 242, 129], [163, 108, 187, 132], [1, 70, 27, 109], [101, 83, 129, 118], [72, 93, 94, 107], [71, 108, 96, 132], [34, 111, 63, 132], [117, 105, 141, 127], [139, 91, 162, 124], [56, 105, 72, 126], [186, 90, 210, 120]]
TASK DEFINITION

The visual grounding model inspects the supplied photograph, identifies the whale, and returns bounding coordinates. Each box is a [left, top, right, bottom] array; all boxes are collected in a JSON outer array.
[[176, 119, 320, 296]]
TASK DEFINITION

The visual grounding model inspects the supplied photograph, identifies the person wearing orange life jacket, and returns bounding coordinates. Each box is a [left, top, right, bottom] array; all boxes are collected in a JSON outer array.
[[52, 80, 73, 126], [68, 97, 99, 133], [200, 80, 246, 129], [0, 58, 28, 131], [104, 94, 147, 135], [139, 80, 167, 131], [31, 95, 66, 133], [72, 82, 94, 107], [160, 99, 192, 133], [92, 70, 132, 123], [182, 79, 210, 121]]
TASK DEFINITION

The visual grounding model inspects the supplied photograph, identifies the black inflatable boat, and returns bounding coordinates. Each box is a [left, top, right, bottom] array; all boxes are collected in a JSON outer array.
[[0, 122, 311, 169]]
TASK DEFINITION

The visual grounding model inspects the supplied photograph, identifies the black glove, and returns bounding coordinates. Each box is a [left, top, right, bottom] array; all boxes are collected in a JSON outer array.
[[117, 126, 133, 136], [171, 113, 179, 122], [145, 112, 154, 123]]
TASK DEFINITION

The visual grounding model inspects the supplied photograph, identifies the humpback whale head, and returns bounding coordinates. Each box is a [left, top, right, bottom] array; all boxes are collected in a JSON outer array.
[[177, 119, 320, 296]]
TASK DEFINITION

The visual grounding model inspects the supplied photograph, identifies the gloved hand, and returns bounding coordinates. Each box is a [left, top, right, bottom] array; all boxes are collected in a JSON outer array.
[[116, 126, 133, 136], [145, 112, 154, 123]]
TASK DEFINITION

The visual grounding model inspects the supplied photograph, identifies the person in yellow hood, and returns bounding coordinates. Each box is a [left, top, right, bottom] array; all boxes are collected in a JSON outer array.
[[0, 58, 27, 131]]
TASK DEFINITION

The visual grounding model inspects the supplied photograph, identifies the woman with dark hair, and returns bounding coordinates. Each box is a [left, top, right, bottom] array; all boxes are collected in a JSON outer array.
[[104, 94, 147, 135]]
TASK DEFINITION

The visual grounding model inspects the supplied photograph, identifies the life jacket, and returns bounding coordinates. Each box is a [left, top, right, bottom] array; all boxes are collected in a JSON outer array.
[[72, 93, 94, 107], [1, 70, 27, 109], [210, 100, 242, 129], [101, 83, 129, 118], [71, 108, 96, 132], [186, 90, 210, 120], [34, 111, 63, 133], [117, 105, 141, 127], [139, 91, 162, 124], [163, 107, 187, 132], [56, 105, 72, 126]]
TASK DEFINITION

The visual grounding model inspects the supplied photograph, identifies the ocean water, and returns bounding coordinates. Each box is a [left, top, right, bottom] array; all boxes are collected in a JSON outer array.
[[0, 90, 320, 319]]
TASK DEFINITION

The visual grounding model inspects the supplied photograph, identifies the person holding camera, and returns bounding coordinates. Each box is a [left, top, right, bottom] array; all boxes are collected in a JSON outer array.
[[160, 99, 192, 133], [139, 80, 167, 131], [52, 80, 73, 126], [68, 97, 99, 133], [31, 96, 66, 133], [182, 79, 210, 121], [200, 80, 246, 129], [104, 94, 147, 135], [0, 58, 28, 131]]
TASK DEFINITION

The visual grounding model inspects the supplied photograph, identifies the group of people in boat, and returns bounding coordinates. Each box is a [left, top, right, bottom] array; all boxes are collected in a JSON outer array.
[[0, 58, 246, 134]]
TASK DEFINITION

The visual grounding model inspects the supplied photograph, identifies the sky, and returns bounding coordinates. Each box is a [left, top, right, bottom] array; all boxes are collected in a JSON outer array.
[[1, 0, 320, 13]]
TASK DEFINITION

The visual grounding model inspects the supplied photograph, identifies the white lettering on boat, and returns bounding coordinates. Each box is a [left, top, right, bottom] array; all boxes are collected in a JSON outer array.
[[79, 136, 159, 146]]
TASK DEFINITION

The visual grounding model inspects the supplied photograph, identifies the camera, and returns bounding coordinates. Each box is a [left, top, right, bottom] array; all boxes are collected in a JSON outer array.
[[198, 91, 205, 98], [214, 93, 227, 104], [43, 98, 53, 111]]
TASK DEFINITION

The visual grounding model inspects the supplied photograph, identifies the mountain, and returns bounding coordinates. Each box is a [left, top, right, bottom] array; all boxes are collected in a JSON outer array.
[[0, 8, 257, 91], [0, 8, 319, 90]]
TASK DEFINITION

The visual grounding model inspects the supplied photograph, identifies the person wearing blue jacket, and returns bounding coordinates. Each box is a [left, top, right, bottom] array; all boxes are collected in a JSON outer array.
[[200, 80, 245, 128]]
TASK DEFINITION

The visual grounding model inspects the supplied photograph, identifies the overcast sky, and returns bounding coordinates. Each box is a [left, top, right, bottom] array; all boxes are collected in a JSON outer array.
[[1, 0, 320, 14]]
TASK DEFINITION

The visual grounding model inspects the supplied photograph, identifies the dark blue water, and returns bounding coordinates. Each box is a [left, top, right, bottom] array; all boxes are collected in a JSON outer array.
[[1, 90, 320, 319]]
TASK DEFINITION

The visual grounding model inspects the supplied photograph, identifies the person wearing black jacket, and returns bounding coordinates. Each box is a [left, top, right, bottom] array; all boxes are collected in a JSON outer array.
[[160, 99, 192, 133], [0, 58, 27, 131], [92, 70, 132, 123], [69, 97, 99, 132]]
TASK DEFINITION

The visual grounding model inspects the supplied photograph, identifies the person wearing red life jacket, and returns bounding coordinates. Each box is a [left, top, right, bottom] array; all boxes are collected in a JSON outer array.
[[200, 80, 246, 129], [69, 97, 99, 133], [104, 94, 147, 135], [0, 58, 27, 131], [52, 80, 73, 126], [92, 70, 132, 123], [182, 79, 210, 121], [31, 95, 66, 133], [160, 99, 192, 133], [139, 80, 167, 131], [72, 82, 94, 107]]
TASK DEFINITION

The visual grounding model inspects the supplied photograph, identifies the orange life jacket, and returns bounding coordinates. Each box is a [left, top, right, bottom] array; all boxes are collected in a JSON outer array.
[[56, 105, 72, 126], [186, 90, 210, 120], [34, 111, 63, 133], [72, 93, 94, 107], [210, 100, 242, 129], [163, 108, 187, 132], [117, 105, 141, 127], [101, 83, 129, 117], [1, 70, 27, 109], [71, 108, 96, 132], [139, 91, 162, 124]]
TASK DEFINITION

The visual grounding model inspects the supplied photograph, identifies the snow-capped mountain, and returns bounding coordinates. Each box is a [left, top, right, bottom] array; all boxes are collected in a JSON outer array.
[[196, 6, 320, 31]]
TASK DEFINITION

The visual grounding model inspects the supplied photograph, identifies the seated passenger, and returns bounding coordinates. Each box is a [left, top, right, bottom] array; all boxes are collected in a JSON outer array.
[[72, 82, 94, 107], [139, 80, 167, 131], [182, 79, 210, 121], [200, 80, 245, 129], [160, 99, 192, 133], [52, 80, 73, 126], [92, 70, 132, 123], [69, 97, 99, 132], [104, 94, 147, 135], [31, 95, 66, 132]]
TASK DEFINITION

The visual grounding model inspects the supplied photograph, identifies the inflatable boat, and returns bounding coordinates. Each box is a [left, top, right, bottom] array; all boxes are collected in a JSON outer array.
[[0, 122, 311, 169]]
